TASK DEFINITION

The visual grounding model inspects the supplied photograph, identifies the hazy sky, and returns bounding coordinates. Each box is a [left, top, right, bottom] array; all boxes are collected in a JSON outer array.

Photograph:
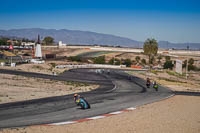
[[0, 0, 200, 43]]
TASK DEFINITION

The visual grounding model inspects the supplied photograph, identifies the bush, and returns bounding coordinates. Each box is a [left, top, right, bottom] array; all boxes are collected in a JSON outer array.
[[165, 56, 171, 61], [141, 59, 146, 65], [122, 59, 132, 67], [114, 58, 121, 65], [188, 65, 197, 71], [50, 63, 56, 68], [68, 56, 81, 62], [182, 58, 198, 71], [163, 60, 174, 70], [188, 58, 194, 65], [93, 56, 105, 64], [108, 58, 115, 65], [135, 56, 140, 63]]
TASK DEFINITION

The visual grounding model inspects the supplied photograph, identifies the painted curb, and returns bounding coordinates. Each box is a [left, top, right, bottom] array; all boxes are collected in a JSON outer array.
[[42, 107, 136, 126]]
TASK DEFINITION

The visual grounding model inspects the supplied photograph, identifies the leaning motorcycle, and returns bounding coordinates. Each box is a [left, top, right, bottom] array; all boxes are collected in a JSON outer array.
[[75, 97, 90, 109]]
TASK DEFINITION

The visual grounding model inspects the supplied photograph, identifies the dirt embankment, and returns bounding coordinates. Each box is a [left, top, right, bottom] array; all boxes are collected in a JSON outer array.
[[0, 74, 98, 104]]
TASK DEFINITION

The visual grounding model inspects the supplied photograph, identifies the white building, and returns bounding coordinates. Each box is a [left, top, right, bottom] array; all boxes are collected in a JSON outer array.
[[59, 41, 67, 47], [21, 42, 35, 46]]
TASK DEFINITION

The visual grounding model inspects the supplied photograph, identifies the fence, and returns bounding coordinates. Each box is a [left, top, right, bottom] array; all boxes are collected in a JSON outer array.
[[55, 64, 126, 69]]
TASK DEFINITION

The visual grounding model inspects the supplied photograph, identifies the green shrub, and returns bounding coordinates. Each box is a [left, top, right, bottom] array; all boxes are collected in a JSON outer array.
[[68, 56, 81, 62], [135, 56, 140, 63], [50, 63, 56, 68], [108, 58, 115, 65], [141, 58, 146, 65], [165, 56, 171, 61], [122, 59, 132, 67], [114, 58, 121, 65], [163, 60, 174, 70], [93, 56, 106, 64]]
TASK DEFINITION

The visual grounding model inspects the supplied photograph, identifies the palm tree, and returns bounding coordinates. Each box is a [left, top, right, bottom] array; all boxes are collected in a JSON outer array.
[[143, 38, 158, 64]]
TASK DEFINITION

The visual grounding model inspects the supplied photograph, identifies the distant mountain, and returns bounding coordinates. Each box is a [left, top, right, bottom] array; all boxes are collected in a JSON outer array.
[[0, 28, 199, 49], [0, 28, 142, 47], [158, 41, 200, 50]]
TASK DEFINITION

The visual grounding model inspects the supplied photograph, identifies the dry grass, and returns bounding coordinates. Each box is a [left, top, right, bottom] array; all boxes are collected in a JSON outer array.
[[0, 74, 98, 104]]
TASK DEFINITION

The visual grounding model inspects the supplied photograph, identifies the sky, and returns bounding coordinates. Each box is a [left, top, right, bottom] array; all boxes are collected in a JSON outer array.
[[0, 0, 200, 43]]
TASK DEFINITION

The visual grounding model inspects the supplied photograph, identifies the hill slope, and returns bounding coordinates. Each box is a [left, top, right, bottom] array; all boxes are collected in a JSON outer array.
[[0, 28, 199, 49], [0, 28, 142, 47]]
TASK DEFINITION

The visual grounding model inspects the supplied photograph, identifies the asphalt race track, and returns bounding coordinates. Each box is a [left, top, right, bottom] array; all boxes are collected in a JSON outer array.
[[0, 68, 173, 129]]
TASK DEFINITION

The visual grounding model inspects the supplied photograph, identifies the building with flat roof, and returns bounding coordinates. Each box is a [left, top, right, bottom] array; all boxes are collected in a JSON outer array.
[[59, 41, 67, 47]]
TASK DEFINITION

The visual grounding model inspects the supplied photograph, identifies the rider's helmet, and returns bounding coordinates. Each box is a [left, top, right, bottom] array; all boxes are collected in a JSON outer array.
[[74, 93, 81, 99], [73, 93, 79, 100], [74, 93, 78, 97]]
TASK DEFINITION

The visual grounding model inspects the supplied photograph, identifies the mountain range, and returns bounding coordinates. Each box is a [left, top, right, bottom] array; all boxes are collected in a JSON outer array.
[[0, 28, 199, 50]]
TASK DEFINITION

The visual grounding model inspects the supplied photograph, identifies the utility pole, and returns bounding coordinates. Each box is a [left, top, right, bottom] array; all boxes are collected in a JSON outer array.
[[186, 45, 189, 79], [186, 58, 188, 79]]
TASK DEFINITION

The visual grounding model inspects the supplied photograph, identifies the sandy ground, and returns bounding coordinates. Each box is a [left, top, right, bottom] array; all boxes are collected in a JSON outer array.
[[42, 47, 99, 57], [0, 61, 69, 75], [0, 74, 98, 104]]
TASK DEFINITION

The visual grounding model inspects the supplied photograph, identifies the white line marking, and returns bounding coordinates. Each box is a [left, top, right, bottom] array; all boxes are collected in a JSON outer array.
[[106, 81, 117, 93], [109, 111, 122, 115], [126, 107, 136, 110], [166, 94, 175, 99], [160, 94, 175, 101], [88, 116, 106, 120], [49, 121, 76, 125]]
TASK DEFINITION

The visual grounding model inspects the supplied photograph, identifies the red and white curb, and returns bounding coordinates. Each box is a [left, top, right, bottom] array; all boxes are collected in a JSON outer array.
[[44, 107, 136, 126]]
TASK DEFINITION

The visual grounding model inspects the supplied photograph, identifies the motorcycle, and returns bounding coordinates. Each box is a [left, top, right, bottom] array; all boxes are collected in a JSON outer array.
[[153, 83, 158, 91], [75, 96, 90, 109], [146, 78, 151, 88], [146, 82, 150, 88]]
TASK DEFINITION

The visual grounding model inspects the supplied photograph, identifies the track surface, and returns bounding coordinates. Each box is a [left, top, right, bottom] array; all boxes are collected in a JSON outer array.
[[0, 69, 173, 129]]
